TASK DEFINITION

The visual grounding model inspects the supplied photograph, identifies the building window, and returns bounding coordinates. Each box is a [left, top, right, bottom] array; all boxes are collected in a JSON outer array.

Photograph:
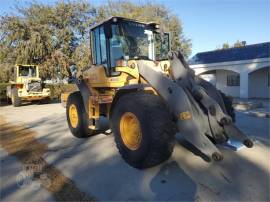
[[227, 74, 240, 86]]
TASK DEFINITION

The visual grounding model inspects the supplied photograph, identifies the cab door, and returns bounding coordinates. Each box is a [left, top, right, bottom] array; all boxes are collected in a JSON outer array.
[[91, 25, 109, 74]]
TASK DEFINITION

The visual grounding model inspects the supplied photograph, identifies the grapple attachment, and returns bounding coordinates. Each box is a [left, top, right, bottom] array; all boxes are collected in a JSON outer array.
[[137, 51, 253, 161]]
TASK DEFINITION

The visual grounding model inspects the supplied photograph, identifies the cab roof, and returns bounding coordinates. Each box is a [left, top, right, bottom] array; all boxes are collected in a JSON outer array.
[[15, 64, 37, 67], [90, 16, 159, 30]]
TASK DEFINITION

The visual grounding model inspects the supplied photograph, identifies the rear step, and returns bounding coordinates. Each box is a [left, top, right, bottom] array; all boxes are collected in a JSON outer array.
[[88, 118, 99, 130]]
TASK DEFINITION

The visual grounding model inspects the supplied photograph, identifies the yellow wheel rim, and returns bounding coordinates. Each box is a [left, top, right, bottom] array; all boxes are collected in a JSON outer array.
[[69, 104, 78, 128], [120, 112, 142, 150]]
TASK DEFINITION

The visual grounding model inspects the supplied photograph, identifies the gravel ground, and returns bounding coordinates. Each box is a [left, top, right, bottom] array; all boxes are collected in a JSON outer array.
[[0, 103, 269, 202]]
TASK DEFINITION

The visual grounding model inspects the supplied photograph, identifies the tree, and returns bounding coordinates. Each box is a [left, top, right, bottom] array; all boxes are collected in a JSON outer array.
[[97, 1, 192, 57], [218, 40, 247, 50], [0, 1, 95, 81], [222, 42, 230, 49], [0, 0, 192, 82], [233, 40, 246, 48]]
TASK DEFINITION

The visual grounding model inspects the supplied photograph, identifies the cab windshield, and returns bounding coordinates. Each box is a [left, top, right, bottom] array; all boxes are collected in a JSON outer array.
[[18, 66, 37, 77], [109, 21, 170, 67]]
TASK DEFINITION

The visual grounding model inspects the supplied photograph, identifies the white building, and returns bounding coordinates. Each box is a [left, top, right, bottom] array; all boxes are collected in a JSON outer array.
[[189, 42, 270, 98]]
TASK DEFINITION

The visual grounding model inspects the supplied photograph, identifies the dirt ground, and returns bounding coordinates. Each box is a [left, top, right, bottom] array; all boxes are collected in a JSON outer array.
[[0, 103, 269, 202]]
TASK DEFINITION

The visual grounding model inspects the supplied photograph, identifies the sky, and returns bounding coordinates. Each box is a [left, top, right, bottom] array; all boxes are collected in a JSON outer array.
[[0, 0, 269, 57]]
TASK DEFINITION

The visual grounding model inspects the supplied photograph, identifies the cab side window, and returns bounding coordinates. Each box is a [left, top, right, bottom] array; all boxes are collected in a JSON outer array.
[[100, 26, 107, 65], [94, 28, 101, 64], [92, 26, 108, 67]]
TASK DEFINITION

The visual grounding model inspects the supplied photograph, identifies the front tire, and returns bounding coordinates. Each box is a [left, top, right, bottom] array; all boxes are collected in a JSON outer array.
[[111, 91, 176, 169], [66, 91, 96, 138]]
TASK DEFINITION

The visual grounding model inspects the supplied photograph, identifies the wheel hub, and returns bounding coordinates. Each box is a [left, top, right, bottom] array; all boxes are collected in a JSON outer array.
[[69, 104, 78, 128], [120, 112, 142, 150]]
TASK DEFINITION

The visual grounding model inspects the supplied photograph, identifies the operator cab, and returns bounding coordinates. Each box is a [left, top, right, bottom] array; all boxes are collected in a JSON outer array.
[[90, 17, 170, 75], [16, 65, 38, 78]]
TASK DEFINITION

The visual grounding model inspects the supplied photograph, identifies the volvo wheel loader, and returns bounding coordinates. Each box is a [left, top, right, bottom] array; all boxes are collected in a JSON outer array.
[[6, 64, 50, 107], [66, 17, 253, 168]]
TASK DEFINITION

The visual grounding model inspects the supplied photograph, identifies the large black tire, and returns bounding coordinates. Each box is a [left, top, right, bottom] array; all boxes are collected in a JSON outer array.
[[66, 91, 96, 138], [198, 78, 235, 122], [6, 97, 12, 104], [220, 91, 235, 122], [111, 91, 176, 169], [11, 88, 21, 107]]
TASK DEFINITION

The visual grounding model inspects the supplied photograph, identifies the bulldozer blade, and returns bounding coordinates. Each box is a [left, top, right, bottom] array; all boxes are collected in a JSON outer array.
[[137, 61, 223, 161]]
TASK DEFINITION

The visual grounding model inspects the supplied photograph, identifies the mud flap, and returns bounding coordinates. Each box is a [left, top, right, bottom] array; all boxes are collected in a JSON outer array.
[[75, 79, 91, 114]]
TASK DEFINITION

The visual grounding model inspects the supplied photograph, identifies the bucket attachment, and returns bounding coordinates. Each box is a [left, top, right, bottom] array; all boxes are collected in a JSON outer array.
[[137, 51, 253, 162]]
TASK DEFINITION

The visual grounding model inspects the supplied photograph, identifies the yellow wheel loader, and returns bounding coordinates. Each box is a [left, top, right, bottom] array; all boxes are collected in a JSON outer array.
[[66, 17, 253, 168], [6, 64, 50, 107]]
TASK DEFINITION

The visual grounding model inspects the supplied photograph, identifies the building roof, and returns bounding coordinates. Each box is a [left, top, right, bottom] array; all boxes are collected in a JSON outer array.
[[189, 42, 270, 65]]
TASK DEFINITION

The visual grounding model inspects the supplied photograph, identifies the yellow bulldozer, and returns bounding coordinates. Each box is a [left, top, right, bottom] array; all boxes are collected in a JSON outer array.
[[6, 64, 50, 107], [65, 17, 253, 169]]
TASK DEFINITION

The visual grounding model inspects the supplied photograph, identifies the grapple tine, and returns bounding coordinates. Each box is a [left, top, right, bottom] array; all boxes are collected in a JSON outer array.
[[137, 51, 253, 162], [224, 124, 254, 148], [176, 120, 223, 161], [137, 61, 223, 161]]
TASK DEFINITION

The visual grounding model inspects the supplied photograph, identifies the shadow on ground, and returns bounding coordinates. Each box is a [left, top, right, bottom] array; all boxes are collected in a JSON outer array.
[[0, 117, 95, 201], [0, 111, 269, 201]]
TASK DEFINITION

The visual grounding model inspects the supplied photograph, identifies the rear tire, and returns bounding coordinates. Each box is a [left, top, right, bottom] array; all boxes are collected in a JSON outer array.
[[111, 91, 176, 169], [66, 91, 97, 138], [220, 91, 235, 122], [11, 88, 21, 107], [6, 97, 12, 104]]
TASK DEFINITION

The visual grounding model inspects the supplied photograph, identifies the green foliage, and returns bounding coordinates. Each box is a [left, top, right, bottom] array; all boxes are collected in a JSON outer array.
[[45, 83, 77, 99], [233, 40, 246, 48], [222, 43, 230, 49], [72, 41, 91, 70], [0, 83, 9, 100], [0, 83, 9, 90], [0, 1, 95, 81], [0, 63, 13, 82], [97, 1, 192, 57], [0, 0, 192, 83], [218, 40, 247, 50]]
